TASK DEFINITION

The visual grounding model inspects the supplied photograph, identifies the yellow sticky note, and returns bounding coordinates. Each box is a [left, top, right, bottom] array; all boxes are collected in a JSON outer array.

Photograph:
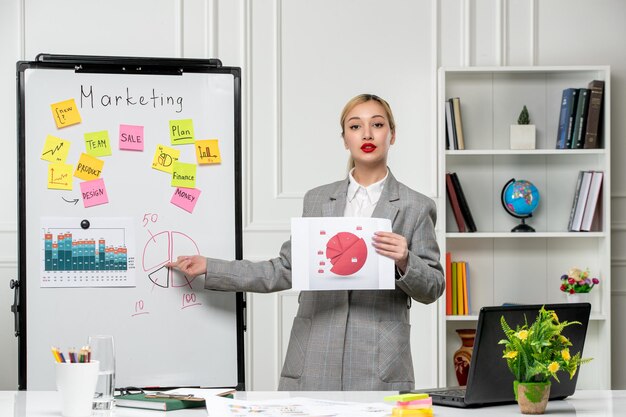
[[171, 162, 197, 188], [74, 153, 104, 181], [50, 98, 81, 128], [169, 119, 195, 145], [152, 144, 180, 173], [47, 163, 73, 190], [195, 139, 221, 164], [41, 135, 70, 163], [84, 130, 112, 157]]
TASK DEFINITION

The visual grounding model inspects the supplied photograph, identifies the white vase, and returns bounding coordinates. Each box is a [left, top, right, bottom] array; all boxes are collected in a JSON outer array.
[[566, 292, 590, 304]]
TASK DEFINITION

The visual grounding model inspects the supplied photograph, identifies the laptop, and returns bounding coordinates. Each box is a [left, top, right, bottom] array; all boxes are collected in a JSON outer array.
[[412, 303, 591, 408]]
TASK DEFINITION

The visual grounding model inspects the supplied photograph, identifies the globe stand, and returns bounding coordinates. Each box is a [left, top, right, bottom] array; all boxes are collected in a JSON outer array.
[[511, 217, 535, 233]]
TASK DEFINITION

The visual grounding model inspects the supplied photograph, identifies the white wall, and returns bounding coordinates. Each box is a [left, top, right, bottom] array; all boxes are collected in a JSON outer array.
[[1, 0, 625, 390]]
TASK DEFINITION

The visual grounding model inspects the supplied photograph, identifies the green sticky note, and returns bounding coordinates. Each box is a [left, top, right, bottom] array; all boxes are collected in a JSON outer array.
[[84, 131, 112, 157], [171, 162, 197, 188], [169, 119, 195, 145]]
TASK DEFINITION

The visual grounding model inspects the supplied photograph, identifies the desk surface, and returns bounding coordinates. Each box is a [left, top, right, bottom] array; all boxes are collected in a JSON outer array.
[[2, 390, 625, 416]]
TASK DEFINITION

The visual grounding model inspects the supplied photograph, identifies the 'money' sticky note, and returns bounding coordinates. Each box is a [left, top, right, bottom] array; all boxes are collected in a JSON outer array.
[[47, 163, 73, 190], [171, 162, 197, 188], [74, 153, 104, 181], [171, 187, 201, 213], [84, 130, 112, 157], [195, 139, 221, 164], [50, 98, 81, 128], [151, 144, 180, 173], [41, 135, 71, 163], [119, 124, 144, 151], [169, 119, 195, 145], [80, 178, 109, 208]]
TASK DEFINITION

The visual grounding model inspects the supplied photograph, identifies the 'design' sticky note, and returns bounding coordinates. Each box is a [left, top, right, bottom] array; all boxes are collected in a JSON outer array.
[[80, 178, 109, 208], [41, 135, 71, 163], [84, 130, 112, 157], [171, 162, 197, 188], [47, 163, 73, 190], [195, 139, 222, 164], [74, 153, 104, 181], [50, 98, 81, 128], [169, 119, 195, 145], [151, 144, 180, 173], [171, 187, 201, 213], [119, 124, 144, 151]]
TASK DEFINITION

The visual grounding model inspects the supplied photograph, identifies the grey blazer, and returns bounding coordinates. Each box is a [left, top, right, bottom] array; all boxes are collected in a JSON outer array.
[[205, 170, 444, 390]]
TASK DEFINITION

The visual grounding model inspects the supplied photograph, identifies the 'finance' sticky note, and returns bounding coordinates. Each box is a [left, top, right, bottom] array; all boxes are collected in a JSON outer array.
[[80, 178, 109, 208], [41, 135, 70, 163], [74, 153, 104, 181], [171, 162, 197, 188], [169, 119, 195, 145], [119, 124, 144, 151], [50, 98, 81, 128], [151, 144, 180, 173], [195, 139, 221, 164], [171, 187, 201, 213], [84, 131, 112, 157], [47, 163, 73, 190]]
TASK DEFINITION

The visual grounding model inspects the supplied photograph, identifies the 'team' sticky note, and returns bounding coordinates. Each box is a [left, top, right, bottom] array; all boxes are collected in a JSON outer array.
[[195, 139, 221, 164], [151, 144, 180, 173], [171, 162, 196, 188], [84, 130, 112, 157], [47, 163, 73, 190], [74, 153, 104, 181], [80, 178, 109, 208], [119, 124, 144, 151], [41, 135, 70, 163], [171, 187, 201, 213], [169, 119, 195, 145], [50, 98, 81, 128]]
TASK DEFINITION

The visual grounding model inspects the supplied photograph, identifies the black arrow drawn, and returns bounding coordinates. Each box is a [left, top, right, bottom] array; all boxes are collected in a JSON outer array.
[[62, 197, 79, 205]]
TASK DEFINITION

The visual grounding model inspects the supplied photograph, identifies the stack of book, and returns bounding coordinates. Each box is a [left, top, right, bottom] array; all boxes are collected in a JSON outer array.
[[445, 97, 465, 150], [555, 80, 604, 149], [568, 170, 604, 232], [445, 252, 470, 316], [445, 172, 476, 232]]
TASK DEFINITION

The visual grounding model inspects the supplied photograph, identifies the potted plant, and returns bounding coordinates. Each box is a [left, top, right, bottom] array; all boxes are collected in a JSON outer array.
[[560, 267, 599, 303], [499, 306, 591, 414], [510, 105, 536, 149]]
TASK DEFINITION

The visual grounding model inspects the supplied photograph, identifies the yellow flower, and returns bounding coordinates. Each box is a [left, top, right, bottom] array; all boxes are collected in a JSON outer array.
[[548, 362, 560, 373], [504, 351, 518, 359], [559, 335, 569, 344], [551, 312, 559, 322], [515, 330, 529, 340], [561, 349, 571, 361]]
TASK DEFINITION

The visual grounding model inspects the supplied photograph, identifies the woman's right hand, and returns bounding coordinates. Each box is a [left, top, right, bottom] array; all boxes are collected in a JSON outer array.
[[166, 255, 207, 277]]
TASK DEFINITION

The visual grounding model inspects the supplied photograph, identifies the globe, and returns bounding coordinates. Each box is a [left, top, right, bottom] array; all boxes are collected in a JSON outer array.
[[501, 178, 540, 232]]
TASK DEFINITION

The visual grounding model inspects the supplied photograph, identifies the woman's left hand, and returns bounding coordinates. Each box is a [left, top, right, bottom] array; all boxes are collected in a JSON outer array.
[[372, 231, 409, 273]]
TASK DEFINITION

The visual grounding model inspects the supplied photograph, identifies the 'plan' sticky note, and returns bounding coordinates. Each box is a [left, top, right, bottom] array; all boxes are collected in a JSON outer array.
[[80, 178, 109, 208], [47, 163, 73, 190], [84, 130, 112, 157], [195, 139, 222, 164], [171, 187, 201, 213], [41, 135, 70, 163], [169, 119, 195, 145], [50, 98, 81, 128], [119, 124, 144, 151], [151, 144, 180, 173], [171, 162, 197, 188], [74, 153, 104, 181]]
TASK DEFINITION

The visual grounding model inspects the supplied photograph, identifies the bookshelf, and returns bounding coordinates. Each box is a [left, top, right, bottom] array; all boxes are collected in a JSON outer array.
[[437, 66, 611, 389]]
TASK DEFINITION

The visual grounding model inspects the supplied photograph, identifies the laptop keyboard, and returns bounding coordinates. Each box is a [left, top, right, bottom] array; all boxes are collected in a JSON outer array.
[[429, 388, 466, 397]]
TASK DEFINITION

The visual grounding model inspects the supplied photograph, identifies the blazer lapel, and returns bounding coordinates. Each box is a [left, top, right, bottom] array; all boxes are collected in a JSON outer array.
[[372, 170, 400, 224], [322, 178, 349, 217]]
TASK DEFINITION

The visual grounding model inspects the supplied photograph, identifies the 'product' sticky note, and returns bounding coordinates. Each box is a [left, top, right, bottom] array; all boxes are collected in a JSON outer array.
[[41, 135, 70, 163], [169, 119, 195, 145], [47, 163, 73, 190], [119, 124, 144, 151], [195, 139, 221, 164], [50, 98, 81, 128], [74, 153, 104, 180], [171, 162, 197, 188], [171, 187, 201, 213], [84, 130, 112, 157], [151, 144, 180, 173], [80, 178, 109, 208]]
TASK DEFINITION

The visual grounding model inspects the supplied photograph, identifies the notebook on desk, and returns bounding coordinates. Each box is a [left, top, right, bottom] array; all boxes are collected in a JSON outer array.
[[411, 303, 591, 408]]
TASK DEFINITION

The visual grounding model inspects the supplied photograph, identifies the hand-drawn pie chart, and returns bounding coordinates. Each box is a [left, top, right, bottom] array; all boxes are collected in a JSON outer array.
[[325, 232, 367, 276], [142, 231, 202, 288]]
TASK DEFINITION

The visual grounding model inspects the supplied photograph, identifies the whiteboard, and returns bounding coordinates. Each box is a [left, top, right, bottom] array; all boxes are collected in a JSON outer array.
[[17, 57, 243, 390]]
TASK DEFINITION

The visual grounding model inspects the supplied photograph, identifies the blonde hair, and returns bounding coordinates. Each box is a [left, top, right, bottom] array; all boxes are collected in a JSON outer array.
[[340, 94, 396, 171]]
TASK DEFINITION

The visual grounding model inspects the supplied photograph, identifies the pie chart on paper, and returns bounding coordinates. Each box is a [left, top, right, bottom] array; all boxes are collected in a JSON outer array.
[[325, 232, 368, 276]]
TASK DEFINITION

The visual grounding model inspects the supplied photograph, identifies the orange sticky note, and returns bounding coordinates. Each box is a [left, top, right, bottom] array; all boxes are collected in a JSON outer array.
[[74, 153, 104, 180], [47, 163, 73, 190], [50, 99, 81, 128], [195, 139, 221, 164]]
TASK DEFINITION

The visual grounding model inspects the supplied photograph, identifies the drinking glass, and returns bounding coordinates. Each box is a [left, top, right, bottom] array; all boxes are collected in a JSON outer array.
[[88, 335, 115, 411]]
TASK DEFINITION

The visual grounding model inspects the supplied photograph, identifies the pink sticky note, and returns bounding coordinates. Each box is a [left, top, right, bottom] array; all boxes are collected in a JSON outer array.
[[170, 187, 201, 213], [80, 178, 109, 208], [119, 124, 144, 151]]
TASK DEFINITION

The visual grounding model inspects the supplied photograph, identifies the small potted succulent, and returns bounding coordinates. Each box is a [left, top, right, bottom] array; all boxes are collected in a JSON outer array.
[[510, 105, 536, 150]]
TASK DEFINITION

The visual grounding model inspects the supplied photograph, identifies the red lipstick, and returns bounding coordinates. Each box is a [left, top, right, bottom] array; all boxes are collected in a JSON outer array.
[[361, 143, 377, 153]]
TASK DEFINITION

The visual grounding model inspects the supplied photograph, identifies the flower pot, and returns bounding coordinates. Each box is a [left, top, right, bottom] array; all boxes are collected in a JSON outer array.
[[514, 381, 551, 415], [510, 125, 536, 150], [453, 328, 476, 386], [566, 292, 590, 304]]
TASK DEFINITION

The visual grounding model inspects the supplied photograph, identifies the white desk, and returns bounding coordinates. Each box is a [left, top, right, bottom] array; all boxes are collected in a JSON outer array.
[[2, 390, 625, 416]]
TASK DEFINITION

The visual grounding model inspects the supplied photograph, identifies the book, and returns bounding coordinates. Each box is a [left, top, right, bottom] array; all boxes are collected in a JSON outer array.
[[580, 171, 603, 231], [451, 262, 458, 315], [450, 172, 477, 232], [445, 100, 456, 150], [456, 261, 464, 315], [446, 173, 466, 232], [451, 97, 465, 150], [115, 388, 235, 411], [584, 80, 605, 149], [460, 262, 468, 315], [465, 262, 471, 314], [571, 88, 590, 149], [567, 171, 585, 231], [570, 171, 593, 232], [555, 88, 579, 149], [445, 252, 452, 315]]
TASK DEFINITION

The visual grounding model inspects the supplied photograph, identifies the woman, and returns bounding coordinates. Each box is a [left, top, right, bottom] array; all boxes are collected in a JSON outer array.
[[168, 94, 444, 391]]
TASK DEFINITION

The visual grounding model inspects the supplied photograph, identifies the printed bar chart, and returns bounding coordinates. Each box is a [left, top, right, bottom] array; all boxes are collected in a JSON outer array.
[[44, 232, 128, 271]]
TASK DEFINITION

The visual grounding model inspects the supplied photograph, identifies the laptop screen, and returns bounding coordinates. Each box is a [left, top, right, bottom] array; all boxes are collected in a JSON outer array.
[[464, 303, 591, 406]]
